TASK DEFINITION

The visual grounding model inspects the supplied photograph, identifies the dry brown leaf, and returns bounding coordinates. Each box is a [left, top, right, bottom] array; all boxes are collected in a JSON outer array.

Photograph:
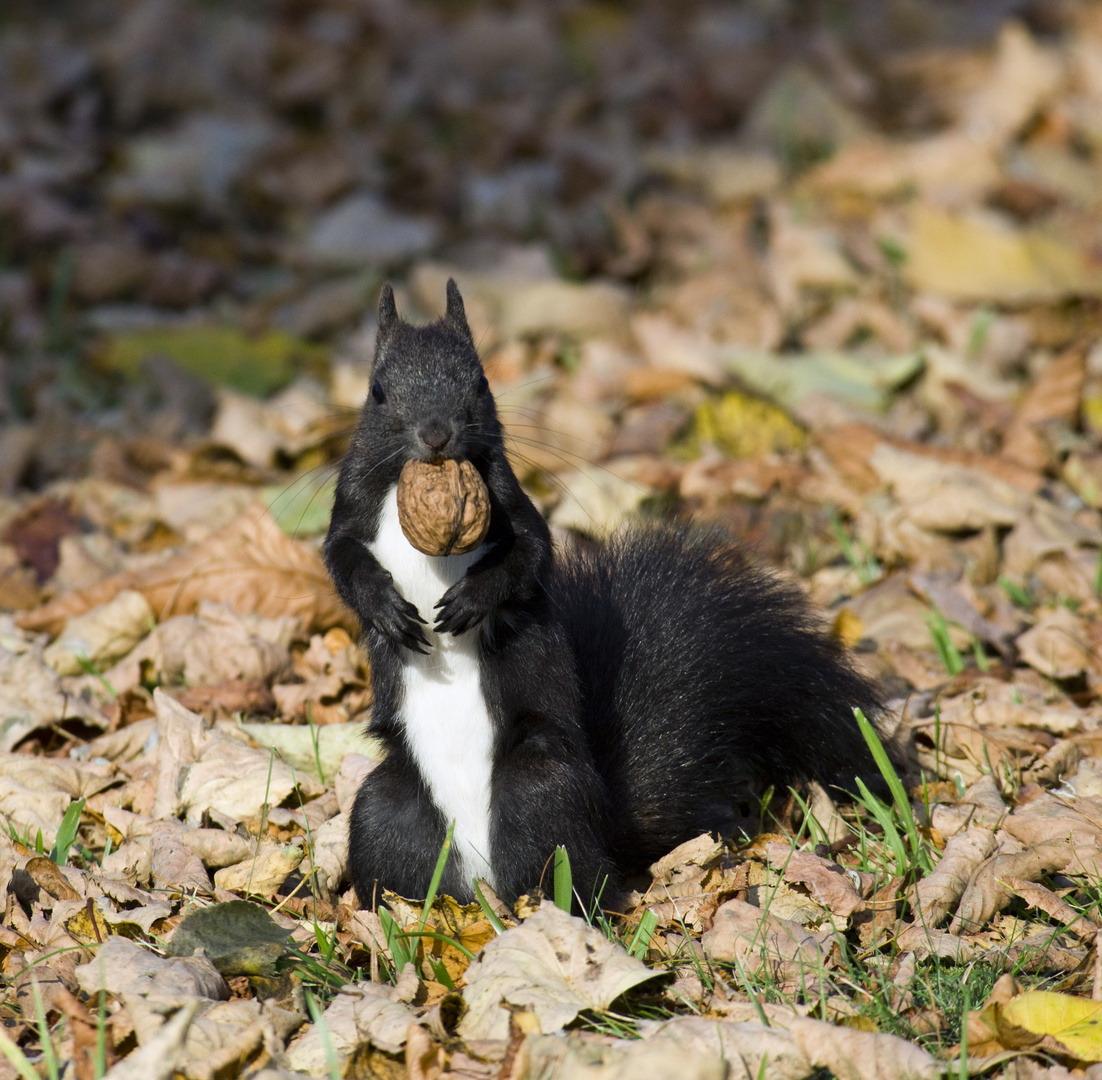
[[633, 1015, 811, 1080], [1001, 876, 1099, 938], [16, 502, 355, 639], [1000, 791, 1102, 850], [1002, 344, 1087, 471], [0, 755, 116, 847], [908, 827, 998, 929], [700, 897, 833, 980], [1024, 740, 1083, 786], [181, 1002, 270, 1080], [950, 837, 1075, 934], [787, 1015, 943, 1080], [287, 984, 418, 1072], [103, 806, 253, 868], [42, 589, 154, 676], [816, 422, 1042, 495], [0, 636, 107, 752], [894, 923, 982, 962], [1017, 606, 1092, 679], [74, 936, 228, 1000], [648, 832, 725, 882], [25, 855, 82, 901], [870, 444, 1029, 532], [764, 842, 865, 919], [528, 1024, 731, 1080], [150, 828, 213, 895], [106, 602, 296, 695], [212, 842, 303, 895], [180, 733, 310, 826], [458, 901, 661, 1041]]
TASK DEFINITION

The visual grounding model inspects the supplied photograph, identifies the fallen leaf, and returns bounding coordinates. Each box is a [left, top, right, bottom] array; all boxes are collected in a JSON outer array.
[[458, 901, 661, 1041], [16, 502, 354, 639], [90, 999, 200, 1080], [764, 842, 865, 919], [1001, 990, 1102, 1061], [700, 897, 833, 981], [1001, 344, 1087, 472], [903, 205, 1102, 303], [239, 720, 382, 785], [684, 391, 806, 459], [721, 349, 923, 414], [165, 899, 293, 976], [1017, 606, 1092, 680], [105, 601, 296, 695], [212, 842, 303, 896], [42, 589, 154, 676], [74, 936, 228, 999], [788, 1016, 944, 1080], [97, 325, 324, 396], [0, 637, 105, 752], [908, 827, 998, 929], [950, 837, 1075, 934], [870, 444, 1029, 532]]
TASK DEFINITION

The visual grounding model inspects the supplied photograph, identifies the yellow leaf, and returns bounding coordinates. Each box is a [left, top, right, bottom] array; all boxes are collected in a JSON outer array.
[[831, 608, 864, 649], [904, 205, 1102, 303], [689, 391, 806, 459], [97, 325, 327, 396], [1001, 990, 1102, 1061]]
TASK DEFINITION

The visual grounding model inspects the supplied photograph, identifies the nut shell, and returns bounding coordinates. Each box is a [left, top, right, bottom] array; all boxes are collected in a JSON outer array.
[[396, 458, 491, 557]]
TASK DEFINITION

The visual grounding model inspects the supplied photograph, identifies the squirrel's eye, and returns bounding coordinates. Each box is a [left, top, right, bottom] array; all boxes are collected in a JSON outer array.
[[477, 374, 488, 395], [371, 381, 386, 404]]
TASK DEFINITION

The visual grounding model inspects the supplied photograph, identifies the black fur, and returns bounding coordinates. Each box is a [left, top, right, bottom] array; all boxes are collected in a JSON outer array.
[[325, 282, 881, 909]]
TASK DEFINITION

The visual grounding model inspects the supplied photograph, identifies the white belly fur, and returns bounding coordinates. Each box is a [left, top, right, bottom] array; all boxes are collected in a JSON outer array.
[[370, 484, 496, 888]]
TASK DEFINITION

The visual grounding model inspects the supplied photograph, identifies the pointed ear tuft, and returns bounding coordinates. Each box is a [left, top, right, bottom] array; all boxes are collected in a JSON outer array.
[[444, 278, 472, 341], [378, 283, 398, 332]]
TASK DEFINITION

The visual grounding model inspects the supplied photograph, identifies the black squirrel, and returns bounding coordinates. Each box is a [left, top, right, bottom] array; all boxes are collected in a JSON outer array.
[[324, 281, 882, 909]]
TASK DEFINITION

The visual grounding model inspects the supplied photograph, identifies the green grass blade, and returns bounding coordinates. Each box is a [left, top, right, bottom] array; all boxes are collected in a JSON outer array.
[[427, 956, 456, 990], [418, 821, 455, 936], [95, 990, 107, 1079], [49, 798, 85, 866], [628, 909, 657, 959], [999, 575, 1033, 610], [31, 980, 58, 1080], [475, 882, 506, 934], [0, 1029, 39, 1080], [554, 846, 572, 912], [925, 608, 963, 675], [385, 929, 477, 961], [854, 777, 908, 876], [854, 708, 932, 871], [379, 907, 411, 974], [303, 988, 340, 1080]]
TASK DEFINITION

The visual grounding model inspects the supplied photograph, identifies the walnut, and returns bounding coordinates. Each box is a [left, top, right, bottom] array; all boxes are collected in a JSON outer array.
[[396, 458, 491, 557]]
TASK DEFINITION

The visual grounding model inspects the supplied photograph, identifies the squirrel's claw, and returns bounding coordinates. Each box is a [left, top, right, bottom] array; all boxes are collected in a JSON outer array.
[[433, 586, 485, 636], [374, 588, 431, 653]]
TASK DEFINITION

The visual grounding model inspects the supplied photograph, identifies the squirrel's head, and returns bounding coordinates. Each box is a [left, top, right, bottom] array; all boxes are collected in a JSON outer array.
[[364, 279, 498, 464]]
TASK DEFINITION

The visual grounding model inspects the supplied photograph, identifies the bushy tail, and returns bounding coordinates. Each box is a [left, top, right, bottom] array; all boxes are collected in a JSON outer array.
[[551, 521, 881, 870]]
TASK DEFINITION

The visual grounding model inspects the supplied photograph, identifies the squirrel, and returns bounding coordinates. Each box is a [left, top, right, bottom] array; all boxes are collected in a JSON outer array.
[[324, 280, 882, 910]]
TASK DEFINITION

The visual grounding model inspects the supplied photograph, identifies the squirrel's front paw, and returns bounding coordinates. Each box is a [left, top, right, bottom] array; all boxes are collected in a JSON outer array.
[[434, 577, 493, 636], [373, 585, 430, 653]]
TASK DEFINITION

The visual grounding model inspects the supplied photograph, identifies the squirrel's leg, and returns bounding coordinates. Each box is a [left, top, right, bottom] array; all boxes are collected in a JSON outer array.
[[324, 532, 430, 653], [490, 738, 619, 912], [348, 750, 464, 907], [482, 623, 620, 912]]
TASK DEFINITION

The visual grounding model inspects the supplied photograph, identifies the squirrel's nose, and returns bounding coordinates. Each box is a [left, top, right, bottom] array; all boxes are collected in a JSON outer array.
[[419, 421, 453, 453]]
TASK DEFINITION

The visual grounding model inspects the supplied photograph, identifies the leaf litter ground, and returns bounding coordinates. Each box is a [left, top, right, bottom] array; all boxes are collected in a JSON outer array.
[[3, 2, 1102, 1078]]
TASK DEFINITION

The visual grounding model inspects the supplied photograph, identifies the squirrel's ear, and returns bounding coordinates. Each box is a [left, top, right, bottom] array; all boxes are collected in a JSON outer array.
[[378, 283, 398, 335], [444, 278, 473, 341]]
